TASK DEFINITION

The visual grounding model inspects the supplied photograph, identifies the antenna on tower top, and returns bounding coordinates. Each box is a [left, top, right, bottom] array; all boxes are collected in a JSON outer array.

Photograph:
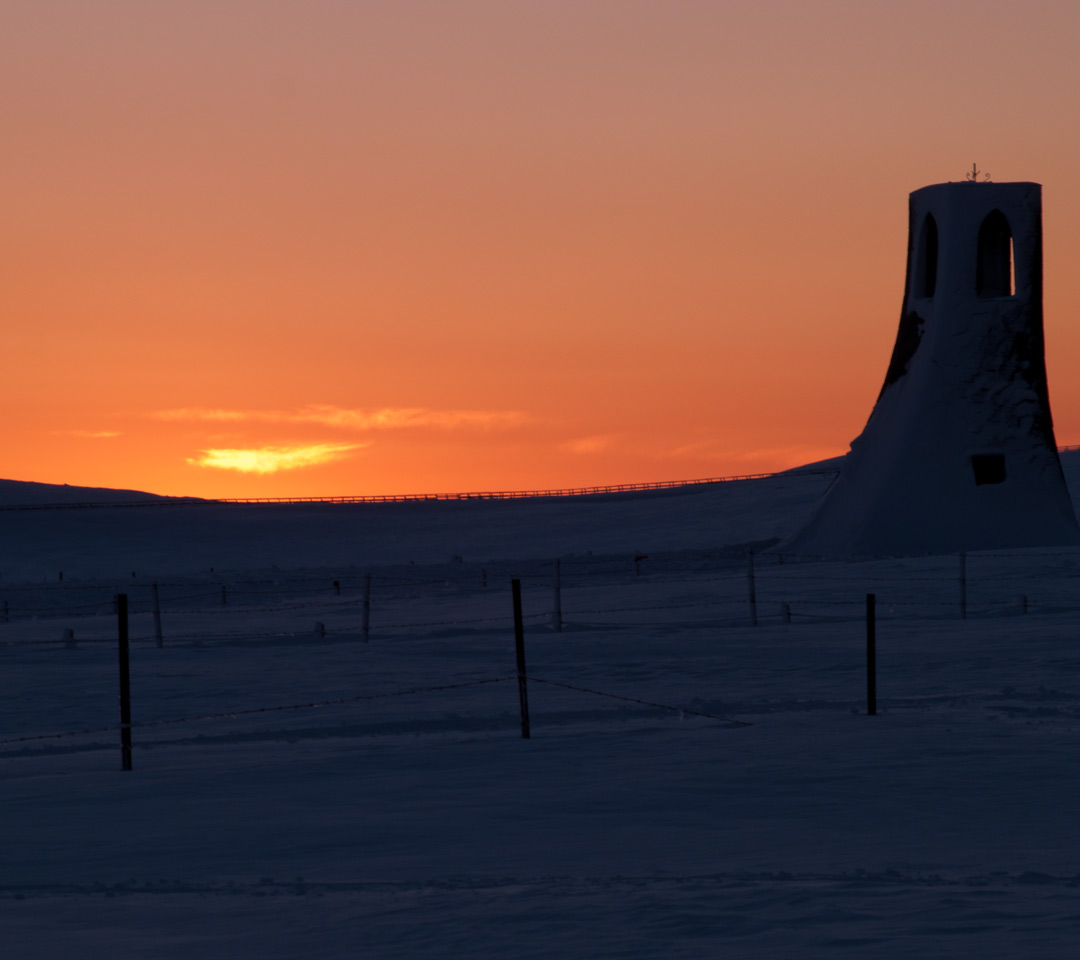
[[964, 162, 991, 182]]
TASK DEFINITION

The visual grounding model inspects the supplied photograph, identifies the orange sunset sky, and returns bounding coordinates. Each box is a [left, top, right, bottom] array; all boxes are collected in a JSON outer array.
[[5, 0, 1080, 498]]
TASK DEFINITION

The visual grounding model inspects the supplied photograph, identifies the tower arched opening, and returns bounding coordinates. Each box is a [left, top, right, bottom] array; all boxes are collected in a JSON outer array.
[[976, 209, 1014, 297]]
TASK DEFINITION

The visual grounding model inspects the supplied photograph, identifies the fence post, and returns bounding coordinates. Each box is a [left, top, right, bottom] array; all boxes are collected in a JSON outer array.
[[512, 578, 531, 739], [747, 551, 758, 627], [117, 593, 132, 771], [866, 593, 877, 716], [151, 583, 163, 648], [362, 574, 371, 643], [959, 553, 967, 619], [553, 560, 562, 633]]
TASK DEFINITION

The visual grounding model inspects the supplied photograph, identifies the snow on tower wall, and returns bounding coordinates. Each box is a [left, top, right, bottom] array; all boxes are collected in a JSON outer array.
[[782, 180, 1080, 557]]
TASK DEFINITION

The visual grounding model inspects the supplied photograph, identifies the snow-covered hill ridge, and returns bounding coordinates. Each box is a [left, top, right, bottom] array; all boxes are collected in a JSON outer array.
[[0, 478, 176, 505], [3, 449, 1079, 579], [0, 467, 840, 509], [0, 473, 831, 580]]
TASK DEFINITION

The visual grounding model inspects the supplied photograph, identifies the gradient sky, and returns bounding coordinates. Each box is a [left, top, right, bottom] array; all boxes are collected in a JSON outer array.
[[5, 0, 1080, 497]]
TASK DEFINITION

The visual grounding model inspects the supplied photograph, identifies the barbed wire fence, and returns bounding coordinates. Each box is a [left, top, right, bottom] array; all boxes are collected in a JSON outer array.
[[3, 546, 1076, 632], [3, 546, 1079, 768]]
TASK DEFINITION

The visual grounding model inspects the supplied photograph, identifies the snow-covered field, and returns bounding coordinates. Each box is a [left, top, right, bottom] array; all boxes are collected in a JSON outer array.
[[4, 463, 1080, 958]]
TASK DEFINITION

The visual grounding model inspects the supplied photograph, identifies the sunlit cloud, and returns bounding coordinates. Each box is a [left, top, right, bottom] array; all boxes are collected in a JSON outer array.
[[154, 405, 528, 430], [59, 430, 122, 439], [561, 435, 615, 454], [188, 442, 368, 474], [294, 405, 529, 430]]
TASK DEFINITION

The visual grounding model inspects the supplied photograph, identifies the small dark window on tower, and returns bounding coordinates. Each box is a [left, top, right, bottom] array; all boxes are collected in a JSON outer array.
[[971, 454, 1006, 485], [916, 214, 938, 298], [976, 210, 1014, 297]]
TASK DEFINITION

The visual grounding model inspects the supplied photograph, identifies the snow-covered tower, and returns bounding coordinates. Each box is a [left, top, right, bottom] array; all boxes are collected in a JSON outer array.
[[782, 178, 1080, 557]]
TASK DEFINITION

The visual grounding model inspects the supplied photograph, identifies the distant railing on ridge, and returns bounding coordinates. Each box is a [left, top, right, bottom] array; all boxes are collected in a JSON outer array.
[[0, 469, 840, 511], [210, 469, 840, 505]]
